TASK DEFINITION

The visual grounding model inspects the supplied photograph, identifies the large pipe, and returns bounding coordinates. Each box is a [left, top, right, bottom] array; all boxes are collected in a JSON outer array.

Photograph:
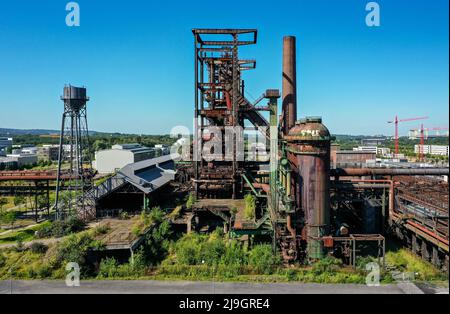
[[331, 168, 449, 177], [282, 36, 297, 135]]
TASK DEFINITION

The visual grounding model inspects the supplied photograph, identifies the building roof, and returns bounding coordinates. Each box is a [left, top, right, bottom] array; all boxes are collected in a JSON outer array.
[[108, 143, 155, 155], [118, 154, 179, 194], [336, 150, 376, 154]]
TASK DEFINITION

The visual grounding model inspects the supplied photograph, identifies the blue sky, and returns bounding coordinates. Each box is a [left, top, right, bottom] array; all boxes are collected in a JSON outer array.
[[0, 0, 448, 136]]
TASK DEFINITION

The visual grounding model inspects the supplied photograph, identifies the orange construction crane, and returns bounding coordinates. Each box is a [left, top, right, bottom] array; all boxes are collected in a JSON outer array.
[[409, 125, 449, 162], [388, 115, 428, 155]]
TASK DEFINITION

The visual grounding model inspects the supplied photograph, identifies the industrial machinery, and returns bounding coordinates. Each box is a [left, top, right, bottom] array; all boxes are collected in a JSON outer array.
[[192, 29, 270, 200], [54, 85, 95, 220], [186, 29, 449, 268]]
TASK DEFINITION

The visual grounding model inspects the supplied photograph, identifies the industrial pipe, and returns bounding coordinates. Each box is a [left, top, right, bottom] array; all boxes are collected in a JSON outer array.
[[286, 214, 297, 239], [282, 36, 297, 135], [331, 168, 449, 177]]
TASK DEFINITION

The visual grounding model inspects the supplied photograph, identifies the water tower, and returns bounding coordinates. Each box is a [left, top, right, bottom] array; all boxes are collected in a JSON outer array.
[[54, 85, 94, 220]]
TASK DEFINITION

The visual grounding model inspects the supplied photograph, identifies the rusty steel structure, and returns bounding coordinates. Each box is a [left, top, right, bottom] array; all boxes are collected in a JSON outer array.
[[54, 85, 95, 220], [281, 36, 297, 135], [0, 170, 92, 221], [1, 28, 447, 271], [391, 176, 448, 269], [0, 170, 84, 181], [192, 29, 269, 200], [285, 117, 332, 259]]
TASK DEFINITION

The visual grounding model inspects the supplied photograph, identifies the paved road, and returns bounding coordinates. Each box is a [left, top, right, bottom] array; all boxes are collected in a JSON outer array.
[[0, 280, 442, 294]]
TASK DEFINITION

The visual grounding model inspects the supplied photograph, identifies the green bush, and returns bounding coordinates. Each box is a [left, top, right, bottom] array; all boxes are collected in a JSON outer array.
[[98, 257, 120, 278], [132, 206, 165, 237], [186, 193, 196, 209], [55, 233, 104, 277], [14, 239, 25, 252], [30, 242, 48, 254], [35, 264, 52, 279], [169, 230, 281, 276], [248, 244, 280, 274], [311, 256, 343, 275], [221, 241, 248, 266], [244, 194, 256, 220], [0, 253, 5, 268], [36, 217, 85, 239], [92, 224, 110, 237], [142, 220, 172, 265], [170, 230, 232, 266], [97, 250, 147, 279], [119, 211, 130, 220]]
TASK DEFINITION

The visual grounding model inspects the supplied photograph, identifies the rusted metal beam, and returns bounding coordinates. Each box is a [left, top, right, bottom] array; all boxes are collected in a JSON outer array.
[[332, 168, 449, 177]]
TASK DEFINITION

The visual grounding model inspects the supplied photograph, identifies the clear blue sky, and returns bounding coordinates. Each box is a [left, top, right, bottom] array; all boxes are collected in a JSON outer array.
[[0, 0, 448, 136]]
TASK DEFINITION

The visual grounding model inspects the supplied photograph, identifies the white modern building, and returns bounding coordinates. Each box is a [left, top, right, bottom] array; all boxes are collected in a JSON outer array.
[[11, 146, 38, 156], [377, 147, 391, 156], [353, 146, 392, 157], [93, 143, 158, 174], [0, 137, 13, 156], [414, 145, 449, 156], [154, 144, 170, 156], [37, 145, 60, 161], [1, 153, 38, 167], [353, 146, 378, 154]]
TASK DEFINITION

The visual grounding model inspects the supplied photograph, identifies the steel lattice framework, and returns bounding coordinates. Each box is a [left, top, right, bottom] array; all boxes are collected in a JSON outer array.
[[192, 29, 269, 200], [54, 85, 95, 220]]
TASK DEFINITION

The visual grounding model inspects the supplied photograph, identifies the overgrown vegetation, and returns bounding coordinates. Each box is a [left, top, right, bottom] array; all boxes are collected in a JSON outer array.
[[158, 229, 281, 279], [132, 207, 164, 237], [35, 216, 86, 239], [385, 248, 447, 282], [98, 252, 147, 279], [244, 194, 256, 220], [0, 228, 104, 279], [0, 221, 52, 245], [29, 242, 48, 254], [0, 207, 446, 284], [186, 193, 196, 210]]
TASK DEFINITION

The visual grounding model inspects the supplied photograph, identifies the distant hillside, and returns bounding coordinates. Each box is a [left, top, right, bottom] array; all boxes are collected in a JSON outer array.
[[333, 134, 388, 140], [0, 128, 101, 136]]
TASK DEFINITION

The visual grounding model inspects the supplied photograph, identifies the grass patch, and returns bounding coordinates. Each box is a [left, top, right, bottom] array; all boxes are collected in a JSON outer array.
[[0, 221, 52, 244], [385, 248, 446, 282], [0, 228, 105, 280]]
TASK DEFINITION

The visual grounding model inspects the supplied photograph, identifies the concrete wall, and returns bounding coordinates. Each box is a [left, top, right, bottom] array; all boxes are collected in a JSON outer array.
[[331, 151, 376, 167], [94, 150, 135, 174]]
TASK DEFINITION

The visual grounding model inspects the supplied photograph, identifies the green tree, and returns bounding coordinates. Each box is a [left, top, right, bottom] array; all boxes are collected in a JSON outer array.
[[0, 198, 8, 211], [0, 211, 17, 229], [13, 195, 25, 207], [248, 244, 280, 274]]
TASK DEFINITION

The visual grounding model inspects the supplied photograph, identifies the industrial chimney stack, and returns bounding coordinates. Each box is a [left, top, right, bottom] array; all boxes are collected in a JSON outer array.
[[282, 36, 297, 135]]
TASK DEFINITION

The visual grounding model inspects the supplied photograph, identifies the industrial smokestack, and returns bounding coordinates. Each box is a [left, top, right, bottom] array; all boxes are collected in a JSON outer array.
[[282, 36, 297, 135]]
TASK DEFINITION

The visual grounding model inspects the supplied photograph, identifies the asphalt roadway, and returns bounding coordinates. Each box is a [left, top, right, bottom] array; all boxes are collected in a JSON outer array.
[[0, 280, 447, 294]]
